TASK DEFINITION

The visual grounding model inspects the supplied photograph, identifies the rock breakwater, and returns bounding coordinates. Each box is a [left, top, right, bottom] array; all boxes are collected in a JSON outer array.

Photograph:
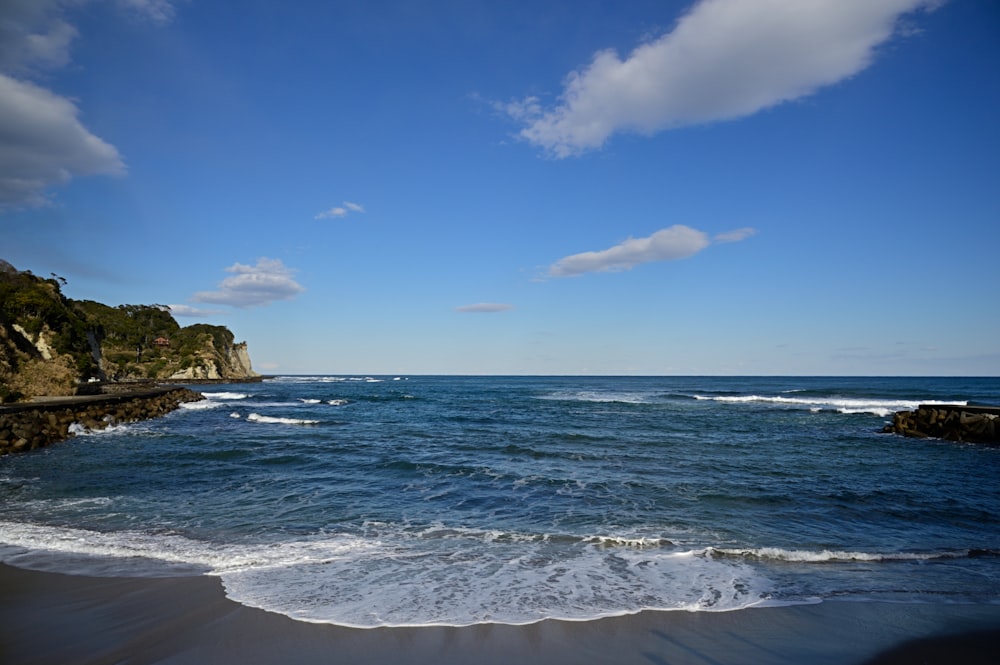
[[0, 387, 203, 455], [883, 404, 1000, 444]]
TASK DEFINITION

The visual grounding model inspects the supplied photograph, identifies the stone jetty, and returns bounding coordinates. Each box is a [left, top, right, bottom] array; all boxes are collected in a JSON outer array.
[[883, 404, 1000, 444], [0, 387, 203, 455]]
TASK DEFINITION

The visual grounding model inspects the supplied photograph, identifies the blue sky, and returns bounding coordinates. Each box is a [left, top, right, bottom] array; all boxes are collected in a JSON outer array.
[[2, 0, 998, 376]]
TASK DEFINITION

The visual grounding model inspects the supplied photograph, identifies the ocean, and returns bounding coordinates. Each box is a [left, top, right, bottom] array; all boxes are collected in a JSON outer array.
[[1, 376, 998, 629]]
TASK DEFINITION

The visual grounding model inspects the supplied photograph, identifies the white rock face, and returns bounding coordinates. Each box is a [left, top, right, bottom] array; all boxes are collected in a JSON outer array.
[[168, 362, 221, 380], [12, 324, 54, 360], [165, 342, 257, 381], [229, 342, 259, 377]]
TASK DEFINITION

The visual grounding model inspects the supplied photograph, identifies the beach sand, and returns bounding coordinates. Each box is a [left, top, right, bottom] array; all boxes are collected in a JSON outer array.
[[1, 563, 998, 665]]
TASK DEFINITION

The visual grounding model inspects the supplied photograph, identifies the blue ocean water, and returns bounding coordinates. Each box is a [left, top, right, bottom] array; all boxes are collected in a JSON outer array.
[[1, 376, 999, 627]]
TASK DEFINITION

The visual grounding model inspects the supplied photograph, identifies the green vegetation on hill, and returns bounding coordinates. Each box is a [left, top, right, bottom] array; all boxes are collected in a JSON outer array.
[[0, 259, 257, 401]]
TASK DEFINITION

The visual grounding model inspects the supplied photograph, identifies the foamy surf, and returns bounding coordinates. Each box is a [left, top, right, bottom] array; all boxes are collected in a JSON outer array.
[[202, 392, 252, 400], [0, 520, 775, 627], [693, 394, 967, 417], [246, 413, 319, 425]]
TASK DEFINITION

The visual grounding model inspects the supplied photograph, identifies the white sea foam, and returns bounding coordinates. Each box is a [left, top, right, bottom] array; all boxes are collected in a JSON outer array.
[[693, 395, 967, 417], [6, 520, 979, 628], [298, 398, 321, 404], [271, 376, 383, 384], [246, 413, 320, 425], [202, 391, 251, 400], [327, 399, 350, 406], [0, 521, 775, 627], [68, 422, 144, 436], [179, 400, 220, 410], [709, 547, 971, 563], [541, 390, 651, 404], [583, 535, 674, 549]]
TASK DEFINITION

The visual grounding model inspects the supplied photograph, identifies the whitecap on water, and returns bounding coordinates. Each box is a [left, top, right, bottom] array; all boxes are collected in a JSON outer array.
[[693, 394, 967, 416], [246, 413, 319, 426], [180, 400, 221, 410], [0, 521, 774, 627]]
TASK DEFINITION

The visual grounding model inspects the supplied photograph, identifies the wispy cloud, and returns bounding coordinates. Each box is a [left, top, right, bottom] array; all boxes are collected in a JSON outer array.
[[548, 225, 709, 277], [315, 201, 366, 220], [166, 304, 226, 318], [547, 225, 755, 278], [192, 258, 305, 308], [455, 303, 515, 313], [714, 227, 757, 243], [0, 0, 175, 210], [507, 0, 942, 157], [115, 0, 177, 24]]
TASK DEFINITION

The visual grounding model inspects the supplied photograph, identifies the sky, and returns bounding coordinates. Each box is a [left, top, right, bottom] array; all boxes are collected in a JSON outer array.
[[1, 0, 998, 376]]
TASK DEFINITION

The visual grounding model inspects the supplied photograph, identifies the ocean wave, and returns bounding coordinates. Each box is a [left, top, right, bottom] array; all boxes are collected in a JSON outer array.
[[709, 547, 995, 563], [179, 400, 221, 410], [0, 521, 773, 627], [692, 395, 968, 416], [270, 376, 383, 384], [246, 413, 320, 426], [68, 421, 151, 436], [202, 391, 252, 400], [540, 390, 653, 404]]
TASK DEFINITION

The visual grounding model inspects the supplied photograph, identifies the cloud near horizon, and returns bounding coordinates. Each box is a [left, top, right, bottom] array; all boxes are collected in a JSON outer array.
[[0, 0, 175, 210], [548, 225, 754, 277], [455, 303, 515, 313], [509, 0, 942, 157], [192, 258, 305, 308], [315, 201, 366, 220]]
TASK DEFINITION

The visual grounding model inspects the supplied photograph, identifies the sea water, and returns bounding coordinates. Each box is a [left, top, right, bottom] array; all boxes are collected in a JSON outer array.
[[1, 376, 998, 628]]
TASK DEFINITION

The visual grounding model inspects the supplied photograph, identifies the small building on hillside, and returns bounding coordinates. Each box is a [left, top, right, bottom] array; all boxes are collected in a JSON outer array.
[[153, 337, 170, 348]]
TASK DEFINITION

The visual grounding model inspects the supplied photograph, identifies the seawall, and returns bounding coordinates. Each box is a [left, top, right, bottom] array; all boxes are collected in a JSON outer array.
[[0, 387, 204, 456], [883, 404, 1000, 444]]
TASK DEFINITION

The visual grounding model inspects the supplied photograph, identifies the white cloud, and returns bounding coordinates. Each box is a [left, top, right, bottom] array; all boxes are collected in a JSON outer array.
[[0, 74, 125, 208], [714, 227, 757, 243], [166, 304, 225, 318], [455, 303, 515, 313], [511, 0, 942, 157], [0, 0, 173, 209], [548, 225, 710, 277], [192, 258, 305, 308], [316, 201, 366, 220], [0, 0, 77, 75]]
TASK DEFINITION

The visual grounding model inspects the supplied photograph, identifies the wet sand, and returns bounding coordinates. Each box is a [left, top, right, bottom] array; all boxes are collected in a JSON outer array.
[[1, 563, 998, 665]]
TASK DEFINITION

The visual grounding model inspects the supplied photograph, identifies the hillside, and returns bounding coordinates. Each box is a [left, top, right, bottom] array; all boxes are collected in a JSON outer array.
[[0, 260, 258, 401]]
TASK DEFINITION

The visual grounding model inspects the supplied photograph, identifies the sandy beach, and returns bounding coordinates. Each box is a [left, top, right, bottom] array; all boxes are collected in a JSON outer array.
[[1, 563, 998, 665]]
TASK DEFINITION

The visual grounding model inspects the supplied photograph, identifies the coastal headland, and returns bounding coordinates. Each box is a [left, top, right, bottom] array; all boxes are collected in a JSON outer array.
[[1, 259, 260, 403], [0, 386, 204, 455]]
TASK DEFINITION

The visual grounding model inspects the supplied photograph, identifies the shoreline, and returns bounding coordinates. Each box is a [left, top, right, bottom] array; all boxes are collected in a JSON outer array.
[[2, 564, 999, 664]]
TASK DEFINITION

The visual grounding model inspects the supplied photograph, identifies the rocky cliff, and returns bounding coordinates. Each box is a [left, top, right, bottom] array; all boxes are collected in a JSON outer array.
[[0, 259, 259, 401]]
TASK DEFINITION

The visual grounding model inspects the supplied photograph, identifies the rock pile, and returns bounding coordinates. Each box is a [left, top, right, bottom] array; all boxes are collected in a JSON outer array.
[[883, 405, 1000, 444], [0, 388, 203, 455]]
